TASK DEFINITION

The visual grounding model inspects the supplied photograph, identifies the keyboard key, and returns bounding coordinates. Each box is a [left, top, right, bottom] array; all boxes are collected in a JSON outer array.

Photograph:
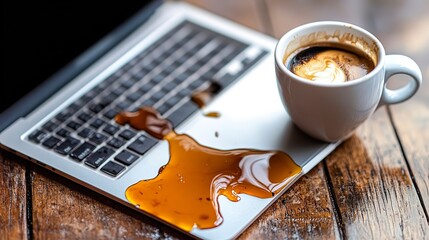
[[127, 91, 142, 102], [54, 137, 80, 155], [28, 130, 48, 143], [152, 74, 164, 83], [175, 72, 189, 82], [70, 142, 96, 162], [78, 127, 95, 138], [55, 110, 73, 122], [139, 82, 155, 93], [107, 137, 126, 149], [127, 135, 158, 155], [165, 96, 181, 107], [157, 104, 170, 115], [77, 112, 92, 122], [102, 123, 120, 135], [162, 65, 176, 75], [42, 121, 59, 132], [162, 82, 178, 92], [90, 118, 106, 129], [92, 85, 106, 94], [100, 95, 116, 106], [177, 88, 192, 97], [88, 103, 106, 113], [101, 161, 125, 177], [42, 136, 61, 149], [111, 86, 127, 97], [84, 146, 114, 168], [189, 79, 204, 89], [118, 129, 137, 140], [152, 91, 165, 101], [66, 120, 82, 131], [56, 128, 71, 138], [140, 98, 156, 107], [132, 68, 147, 80], [68, 103, 82, 112], [114, 150, 139, 166], [116, 101, 132, 110], [88, 132, 108, 145], [103, 108, 120, 119], [119, 78, 135, 89], [168, 101, 199, 127]]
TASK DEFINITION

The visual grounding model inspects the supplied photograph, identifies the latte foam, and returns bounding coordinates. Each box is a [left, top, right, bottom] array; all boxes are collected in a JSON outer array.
[[289, 47, 374, 83]]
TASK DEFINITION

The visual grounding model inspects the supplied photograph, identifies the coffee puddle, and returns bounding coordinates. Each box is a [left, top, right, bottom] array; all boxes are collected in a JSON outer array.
[[115, 106, 301, 232]]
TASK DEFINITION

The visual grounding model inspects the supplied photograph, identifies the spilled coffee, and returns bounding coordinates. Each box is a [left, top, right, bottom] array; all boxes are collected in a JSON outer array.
[[115, 106, 302, 231]]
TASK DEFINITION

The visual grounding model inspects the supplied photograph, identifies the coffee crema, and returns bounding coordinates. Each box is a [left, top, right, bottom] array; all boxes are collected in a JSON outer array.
[[288, 45, 375, 83]]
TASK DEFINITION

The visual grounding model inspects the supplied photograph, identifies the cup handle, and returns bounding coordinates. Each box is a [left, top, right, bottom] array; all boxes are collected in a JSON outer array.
[[378, 55, 422, 107]]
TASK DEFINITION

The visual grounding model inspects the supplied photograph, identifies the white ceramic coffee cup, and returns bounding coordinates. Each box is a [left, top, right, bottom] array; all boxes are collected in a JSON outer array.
[[275, 21, 422, 142]]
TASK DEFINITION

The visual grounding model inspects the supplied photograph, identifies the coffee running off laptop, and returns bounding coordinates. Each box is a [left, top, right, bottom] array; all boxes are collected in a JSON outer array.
[[0, 1, 339, 239]]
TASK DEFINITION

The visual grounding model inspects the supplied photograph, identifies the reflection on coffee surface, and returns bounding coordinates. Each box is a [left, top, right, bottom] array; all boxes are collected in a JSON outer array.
[[288, 45, 375, 83], [114, 107, 301, 231]]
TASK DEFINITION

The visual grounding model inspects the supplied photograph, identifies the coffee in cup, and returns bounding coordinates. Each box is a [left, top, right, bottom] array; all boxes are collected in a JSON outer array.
[[274, 21, 422, 142], [287, 44, 375, 83]]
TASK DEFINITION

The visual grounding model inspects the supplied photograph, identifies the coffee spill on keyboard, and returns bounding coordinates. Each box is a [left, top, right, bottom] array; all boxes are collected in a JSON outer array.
[[115, 107, 301, 231], [191, 82, 221, 118]]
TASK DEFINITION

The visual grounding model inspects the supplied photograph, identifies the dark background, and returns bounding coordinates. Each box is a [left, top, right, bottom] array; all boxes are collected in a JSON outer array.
[[1, 1, 150, 113]]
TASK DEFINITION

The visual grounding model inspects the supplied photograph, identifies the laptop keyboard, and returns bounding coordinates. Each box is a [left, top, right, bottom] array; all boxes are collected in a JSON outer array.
[[27, 21, 268, 177]]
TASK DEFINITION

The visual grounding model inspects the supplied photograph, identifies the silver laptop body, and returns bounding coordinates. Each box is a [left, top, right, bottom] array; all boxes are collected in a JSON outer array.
[[0, 2, 339, 239]]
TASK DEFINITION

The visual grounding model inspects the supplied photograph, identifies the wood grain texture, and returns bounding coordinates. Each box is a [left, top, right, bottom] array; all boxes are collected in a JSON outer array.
[[371, 0, 429, 214], [325, 108, 429, 239], [239, 164, 340, 240], [0, 151, 28, 240], [30, 166, 188, 240]]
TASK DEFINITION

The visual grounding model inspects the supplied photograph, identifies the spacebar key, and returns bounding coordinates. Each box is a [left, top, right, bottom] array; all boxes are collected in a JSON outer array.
[[168, 100, 198, 127]]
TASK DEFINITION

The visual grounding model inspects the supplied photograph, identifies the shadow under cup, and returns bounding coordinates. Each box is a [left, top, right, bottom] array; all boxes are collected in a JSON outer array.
[[275, 21, 386, 143]]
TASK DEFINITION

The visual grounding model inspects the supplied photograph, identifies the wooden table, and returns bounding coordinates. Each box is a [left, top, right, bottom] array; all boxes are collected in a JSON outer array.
[[1, 0, 428, 239]]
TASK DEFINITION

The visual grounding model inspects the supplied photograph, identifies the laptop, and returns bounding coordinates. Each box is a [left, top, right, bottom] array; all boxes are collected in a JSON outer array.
[[0, 1, 340, 239]]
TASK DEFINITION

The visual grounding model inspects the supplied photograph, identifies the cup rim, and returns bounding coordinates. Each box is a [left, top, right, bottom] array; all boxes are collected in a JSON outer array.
[[275, 21, 385, 87]]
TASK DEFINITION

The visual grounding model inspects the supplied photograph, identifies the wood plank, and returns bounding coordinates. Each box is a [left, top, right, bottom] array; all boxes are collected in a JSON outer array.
[[0, 151, 28, 239], [30, 166, 187, 239], [239, 164, 340, 239], [267, 0, 429, 239], [390, 102, 429, 210], [267, 0, 428, 238], [371, 0, 429, 213], [325, 108, 429, 238]]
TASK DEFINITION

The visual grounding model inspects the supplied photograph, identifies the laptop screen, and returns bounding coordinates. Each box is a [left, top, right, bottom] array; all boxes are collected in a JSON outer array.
[[1, 1, 156, 114]]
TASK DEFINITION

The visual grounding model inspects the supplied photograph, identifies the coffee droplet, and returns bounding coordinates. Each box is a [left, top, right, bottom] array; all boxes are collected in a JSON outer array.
[[204, 111, 221, 118], [290, 46, 375, 83], [115, 107, 301, 231]]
